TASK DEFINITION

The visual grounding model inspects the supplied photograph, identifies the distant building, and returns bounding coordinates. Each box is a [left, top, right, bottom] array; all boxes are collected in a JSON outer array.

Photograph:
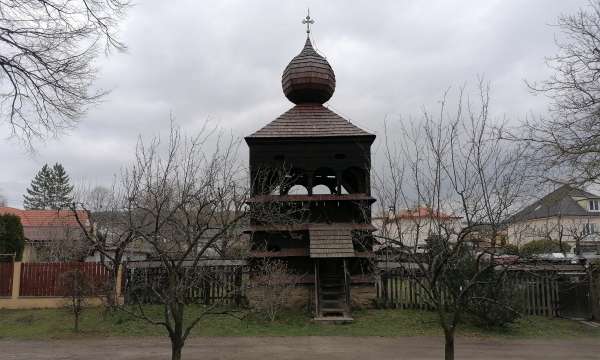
[[507, 185, 600, 253], [373, 207, 462, 250], [0, 207, 90, 262]]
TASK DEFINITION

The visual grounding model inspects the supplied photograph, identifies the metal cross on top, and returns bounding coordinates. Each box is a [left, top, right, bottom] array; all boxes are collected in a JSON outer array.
[[302, 9, 314, 35]]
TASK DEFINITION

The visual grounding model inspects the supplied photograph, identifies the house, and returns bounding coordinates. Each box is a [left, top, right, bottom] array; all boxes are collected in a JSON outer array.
[[507, 185, 600, 253], [372, 207, 462, 250], [0, 207, 90, 262]]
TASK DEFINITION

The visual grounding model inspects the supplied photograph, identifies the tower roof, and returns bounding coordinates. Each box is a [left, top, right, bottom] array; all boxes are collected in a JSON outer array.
[[246, 104, 373, 139], [282, 37, 336, 104]]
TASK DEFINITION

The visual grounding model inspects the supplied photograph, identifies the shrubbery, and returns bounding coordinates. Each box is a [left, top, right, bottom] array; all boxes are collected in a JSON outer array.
[[0, 214, 24, 261], [465, 269, 523, 327], [520, 239, 571, 258]]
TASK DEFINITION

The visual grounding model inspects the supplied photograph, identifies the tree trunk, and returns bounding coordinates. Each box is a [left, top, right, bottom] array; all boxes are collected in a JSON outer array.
[[74, 310, 80, 333], [169, 301, 185, 360], [171, 342, 182, 360], [444, 328, 455, 360]]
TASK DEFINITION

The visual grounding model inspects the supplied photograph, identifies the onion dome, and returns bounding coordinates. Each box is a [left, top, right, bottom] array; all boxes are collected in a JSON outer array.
[[282, 37, 336, 104]]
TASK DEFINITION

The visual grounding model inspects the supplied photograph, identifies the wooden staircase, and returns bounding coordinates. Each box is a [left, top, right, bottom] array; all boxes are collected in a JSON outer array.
[[314, 260, 353, 322]]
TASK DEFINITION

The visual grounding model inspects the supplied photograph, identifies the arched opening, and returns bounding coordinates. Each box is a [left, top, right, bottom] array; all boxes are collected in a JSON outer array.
[[252, 167, 284, 195], [287, 184, 309, 195], [313, 184, 332, 195], [342, 167, 367, 194], [313, 167, 337, 194], [280, 168, 309, 195]]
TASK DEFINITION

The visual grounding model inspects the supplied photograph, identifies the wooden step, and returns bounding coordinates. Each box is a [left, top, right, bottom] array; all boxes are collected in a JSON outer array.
[[313, 316, 353, 324], [320, 299, 344, 305], [320, 307, 346, 312]]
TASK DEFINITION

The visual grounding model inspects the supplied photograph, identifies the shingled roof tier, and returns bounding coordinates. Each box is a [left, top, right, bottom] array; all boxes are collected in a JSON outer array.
[[247, 104, 373, 139], [309, 228, 355, 258], [282, 37, 336, 104]]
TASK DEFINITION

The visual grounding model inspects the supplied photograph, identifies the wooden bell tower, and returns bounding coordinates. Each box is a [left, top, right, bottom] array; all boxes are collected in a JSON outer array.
[[245, 13, 376, 321]]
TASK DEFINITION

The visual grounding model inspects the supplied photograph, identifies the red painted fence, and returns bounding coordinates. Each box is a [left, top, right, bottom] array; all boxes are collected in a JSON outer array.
[[0, 262, 13, 297], [19, 262, 111, 297]]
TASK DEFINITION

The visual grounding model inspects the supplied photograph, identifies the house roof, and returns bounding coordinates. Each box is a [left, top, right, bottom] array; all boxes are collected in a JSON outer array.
[[374, 207, 462, 221], [0, 207, 89, 242], [0, 207, 88, 226], [246, 104, 374, 139], [509, 185, 600, 222]]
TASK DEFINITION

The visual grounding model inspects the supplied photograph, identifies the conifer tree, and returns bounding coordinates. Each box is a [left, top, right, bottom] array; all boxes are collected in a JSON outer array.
[[23, 163, 73, 210], [51, 163, 74, 209], [0, 214, 24, 261], [23, 164, 54, 209]]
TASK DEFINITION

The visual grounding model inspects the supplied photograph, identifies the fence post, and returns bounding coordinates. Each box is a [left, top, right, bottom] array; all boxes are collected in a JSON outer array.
[[116, 264, 123, 299], [11, 262, 21, 300]]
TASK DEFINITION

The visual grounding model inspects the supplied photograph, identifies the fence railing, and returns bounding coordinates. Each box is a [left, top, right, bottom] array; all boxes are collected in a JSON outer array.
[[124, 264, 245, 306], [0, 262, 13, 297], [376, 269, 561, 317], [19, 262, 111, 297]]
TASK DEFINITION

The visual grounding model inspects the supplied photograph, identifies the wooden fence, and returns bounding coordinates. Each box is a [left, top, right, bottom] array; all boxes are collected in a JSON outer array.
[[513, 272, 559, 317], [376, 269, 560, 317], [124, 264, 245, 306], [19, 262, 111, 297], [0, 262, 13, 297]]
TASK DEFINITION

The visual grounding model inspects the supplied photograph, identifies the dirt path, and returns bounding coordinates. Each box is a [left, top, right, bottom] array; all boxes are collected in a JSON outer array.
[[1, 336, 598, 359]]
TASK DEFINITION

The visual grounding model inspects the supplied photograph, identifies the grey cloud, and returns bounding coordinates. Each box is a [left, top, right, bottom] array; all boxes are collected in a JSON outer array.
[[0, 0, 588, 206]]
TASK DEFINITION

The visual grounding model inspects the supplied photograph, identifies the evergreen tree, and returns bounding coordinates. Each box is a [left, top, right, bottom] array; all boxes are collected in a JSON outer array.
[[23, 163, 73, 210], [0, 214, 24, 261], [23, 164, 54, 209], [51, 163, 74, 209]]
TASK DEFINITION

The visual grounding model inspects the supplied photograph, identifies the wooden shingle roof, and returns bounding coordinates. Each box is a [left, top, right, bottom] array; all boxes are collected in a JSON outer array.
[[282, 37, 336, 104], [247, 104, 373, 139], [309, 228, 355, 258]]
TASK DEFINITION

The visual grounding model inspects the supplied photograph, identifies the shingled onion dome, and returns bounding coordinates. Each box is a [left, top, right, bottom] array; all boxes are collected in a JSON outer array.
[[282, 37, 336, 104]]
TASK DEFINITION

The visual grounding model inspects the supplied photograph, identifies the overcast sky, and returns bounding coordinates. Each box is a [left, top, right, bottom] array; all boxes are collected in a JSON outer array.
[[0, 0, 589, 207]]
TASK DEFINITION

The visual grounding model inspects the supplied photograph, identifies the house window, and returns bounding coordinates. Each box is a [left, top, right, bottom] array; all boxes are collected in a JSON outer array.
[[584, 223, 597, 235], [589, 200, 600, 211]]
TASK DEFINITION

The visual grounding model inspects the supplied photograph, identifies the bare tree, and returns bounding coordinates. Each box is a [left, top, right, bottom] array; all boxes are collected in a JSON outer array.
[[102, 122, 248, 360], [70, 182, 146, 308], [58, 268, 94, 332], [521, 1, 600, 185], [38, 224, 91, 262], [0, 0, 129, 145], [0, 191, 6, 207], [374, 82, 528, 360]]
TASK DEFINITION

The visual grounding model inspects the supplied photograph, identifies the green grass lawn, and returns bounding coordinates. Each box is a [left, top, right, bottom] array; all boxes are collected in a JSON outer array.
[[0, 306, 598, 340]]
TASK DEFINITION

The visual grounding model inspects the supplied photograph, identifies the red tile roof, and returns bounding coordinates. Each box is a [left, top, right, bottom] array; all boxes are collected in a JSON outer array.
[[375, 207, 461, 220], [0, 207, 89, 227]]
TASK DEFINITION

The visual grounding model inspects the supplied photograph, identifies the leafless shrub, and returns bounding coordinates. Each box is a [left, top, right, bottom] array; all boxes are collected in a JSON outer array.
[[249, 258, 300, 322], [58, 268, 94, 332]]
